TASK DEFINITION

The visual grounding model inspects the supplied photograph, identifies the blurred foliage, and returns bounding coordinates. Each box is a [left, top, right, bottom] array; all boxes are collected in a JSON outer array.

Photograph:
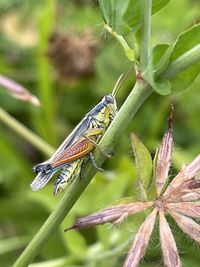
[[0, 0, 200, 266]]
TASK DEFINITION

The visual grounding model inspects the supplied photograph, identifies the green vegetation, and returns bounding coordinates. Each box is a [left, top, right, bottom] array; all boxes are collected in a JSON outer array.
[[0, 0, 200, 266]]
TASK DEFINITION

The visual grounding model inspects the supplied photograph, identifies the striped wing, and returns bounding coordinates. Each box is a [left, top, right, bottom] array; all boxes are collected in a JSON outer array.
[[30, 170, 56, 191], [49, 115, 92, 162], [51, 138, 94, 168]]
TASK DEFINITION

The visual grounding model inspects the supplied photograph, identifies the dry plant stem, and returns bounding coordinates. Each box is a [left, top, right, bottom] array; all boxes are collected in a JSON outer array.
[[0, 107, 54, 157], [13, 46, 200, 267]]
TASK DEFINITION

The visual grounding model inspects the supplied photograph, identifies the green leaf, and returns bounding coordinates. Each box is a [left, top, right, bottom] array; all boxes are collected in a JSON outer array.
[[62, 228, 87, 257], [95, 156, 136, 206], [143, 64, 171, 95], [148, 148, 158, 199], [125, 0, 170, 33], [99, 0, 130, 34], [99, 0, 170, 34], [169, 24, 200, 93], [130, 133, 152, 198], [143, 43, 172, 95], [153, 44, 173, 73]]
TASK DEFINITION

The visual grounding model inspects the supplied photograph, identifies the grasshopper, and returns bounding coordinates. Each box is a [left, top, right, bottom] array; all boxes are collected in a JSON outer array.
[[30, 74, 123, 195]]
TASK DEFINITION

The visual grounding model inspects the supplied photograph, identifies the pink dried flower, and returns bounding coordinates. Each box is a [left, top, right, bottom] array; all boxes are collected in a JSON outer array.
[[155, 106, 173, 196], [65, 108, 200, 266], [0, 74, 40, 106]]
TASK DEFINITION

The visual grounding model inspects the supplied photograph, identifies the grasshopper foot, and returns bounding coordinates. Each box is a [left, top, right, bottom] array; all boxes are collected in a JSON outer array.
[[89, 152, 104, 172]]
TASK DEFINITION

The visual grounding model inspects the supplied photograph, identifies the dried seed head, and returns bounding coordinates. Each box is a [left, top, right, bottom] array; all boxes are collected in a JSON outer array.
[[47, 31, 98, 82], [155, 106, 173, 196], [124, 208, 157, 267], [159, 210, 182, 267]]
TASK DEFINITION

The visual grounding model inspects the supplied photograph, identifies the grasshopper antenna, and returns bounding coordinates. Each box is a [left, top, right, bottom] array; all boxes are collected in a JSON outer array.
[[112, 73, 124, 97], [112, 65, 134, 97]]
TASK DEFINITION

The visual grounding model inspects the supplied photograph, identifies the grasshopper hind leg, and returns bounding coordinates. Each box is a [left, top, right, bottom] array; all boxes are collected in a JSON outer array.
[[53, 160, 83, 195], [53, 167, 70, 196], [79, 158, 88, 179]]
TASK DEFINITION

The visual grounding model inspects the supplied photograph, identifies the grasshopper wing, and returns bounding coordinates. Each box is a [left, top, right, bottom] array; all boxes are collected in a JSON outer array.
[[51, 137, 94, 168], [30, 170, 56, 191], [50, 115, 92, 162]]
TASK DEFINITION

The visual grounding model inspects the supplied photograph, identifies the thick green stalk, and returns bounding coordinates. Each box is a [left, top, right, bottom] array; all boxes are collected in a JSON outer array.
[[140, 0, 152, 73], [13, 44, 200, 267], [0, 107, 54, 157], [161, 44, 200, 79]]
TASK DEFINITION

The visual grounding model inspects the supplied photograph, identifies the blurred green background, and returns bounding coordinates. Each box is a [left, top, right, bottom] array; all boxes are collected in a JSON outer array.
[[0, 0, 200, 266]]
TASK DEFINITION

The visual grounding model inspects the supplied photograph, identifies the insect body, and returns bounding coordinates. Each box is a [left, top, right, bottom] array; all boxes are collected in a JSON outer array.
[[30, 75, 123, 195], [53, 159, 83, 195]]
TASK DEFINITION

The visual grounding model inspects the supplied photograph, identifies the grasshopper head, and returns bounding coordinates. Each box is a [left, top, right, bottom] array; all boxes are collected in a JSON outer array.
[[33, 163, 52, 174], [103, 94, 117, 118], [101, 73, 125, 119]]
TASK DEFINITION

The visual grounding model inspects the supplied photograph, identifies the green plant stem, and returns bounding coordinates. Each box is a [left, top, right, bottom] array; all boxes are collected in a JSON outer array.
[[140, 0, 152, 73], [161, 44, 200, 79], [35, 0, 57, 145], [0, 107, 54, 157], [13, 44, 200, 267], [104, 24, 135, 62]]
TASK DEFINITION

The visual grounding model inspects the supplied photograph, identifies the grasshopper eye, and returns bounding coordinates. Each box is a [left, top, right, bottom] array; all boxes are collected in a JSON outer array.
[[105, 95, 114, 104], [44, 164, 53, 173]]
